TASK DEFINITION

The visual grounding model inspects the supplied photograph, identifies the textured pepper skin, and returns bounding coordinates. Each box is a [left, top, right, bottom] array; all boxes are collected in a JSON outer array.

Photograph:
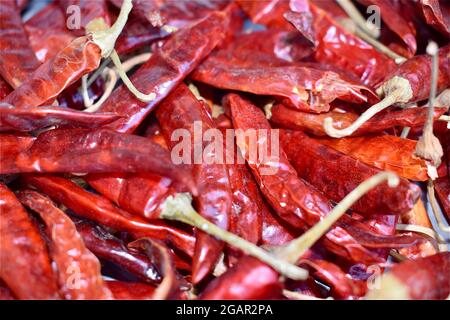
[[106, 281, 156, 300], [21, 175, 196, 258], [435, 177, 450, 220], [419, 0, 450, 37], [378, 45, 450, 101], [0, 183, 60, 299], [0, 77, 12, 100], [74, 218, 162, 284], [200, 256, 283, 300], [0, 103, 121, 132], [156, 84, 232, 284], [288, 0, 396, 86], [17, 190, 113, 300], [0, 0, 41, 88], [317, 135, 444, 181], [0, 128, 193, 190], [2, 37, 101, 108], [98, 7, 235, 133], [270, 103, 448, 137], [390, 252, 450, 299], [280, 130, 421, 216], [225, 93, 420, 265], [59, 0, 110, 35]]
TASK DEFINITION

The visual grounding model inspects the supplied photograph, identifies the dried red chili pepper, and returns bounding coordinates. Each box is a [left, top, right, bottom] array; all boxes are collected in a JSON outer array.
[[270, 103, 448, 137], [435, 177, 450, 219], [106, 281, 156, 300], [0, 183, 60, 300], [2, 0, 133, 108], [23, 3, 76, 62], [17, 190, 113, 299], [317, 134, 446, 181], [156, 84, 232, 284], [225, 93, 419, 265], [0, 0, 41, 88], [419, 0, 450, 37], [0, 77, 12, 100], [59, 0, 111, 35], [236, 0, 292, 30], [97, 6, 235, 133], [200, 255, 283, 300], [0, 128, 193, 189], [73, 218, 162, 284], [192, 61, 376, 113], [21, 175, 196, 258], [367, 252, 450, 299], [280, 129, 421, 216], [0, 103, 121, 132], [0, 280, 15, 300], [288, 0, 396, 86]]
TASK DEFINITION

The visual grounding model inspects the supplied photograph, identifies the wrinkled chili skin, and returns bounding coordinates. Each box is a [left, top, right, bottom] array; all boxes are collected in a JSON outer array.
[[0, 183, 60, 300], [0, 103, 121, 132], [106, 281, 156, 300], [192, 63, 372, 113], [23, 3, 75, 63], [200, 256, 283, 300], [1, 128, 193, 189], [391, 252, 450, 299], [2, 37, 101, 108], [435, 177, 450, 220], [318, 135, 444, 182], [156, 84, 232, 284], [59, 0, 111, 35], [280, 130, 421, 216], [0, 280, 15, 300], [17, 190, 113, 300], [0, 77, 12, 100], [378, 45, 450, 101], [98, 8, 234, 133], [270, 103, 448, 137], [21, 175, 196, 257], [74, 219, 162, 284], [0, 0, 41, 88], [419, 0, 450, 37], [225, 93, 389, 265], [289, 0, 396, 86]]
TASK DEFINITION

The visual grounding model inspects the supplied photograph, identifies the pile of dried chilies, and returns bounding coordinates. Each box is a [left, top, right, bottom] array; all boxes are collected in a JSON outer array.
[[0, 0, 449, 300]]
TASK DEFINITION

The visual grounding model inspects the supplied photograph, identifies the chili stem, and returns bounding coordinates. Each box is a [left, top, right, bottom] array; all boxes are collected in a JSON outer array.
[[336, 0, 380, 39], [276, 172, 400, 263], [414, 42, 443, 167], [84, 68, 117, 113], [323, 76, 412, 137], [160, 193, 308, 280], [110, 50, 157, 102], [427, 179, 450, 237]]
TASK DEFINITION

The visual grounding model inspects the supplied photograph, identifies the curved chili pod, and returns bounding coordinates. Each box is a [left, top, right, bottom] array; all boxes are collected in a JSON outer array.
[[74, 218, 162, 284], [280, 130, 421, 216], [21, 175, 196, 257], [0, 0, 41, 88], [1, 128, 193, 189], [59, 0, 111, 35], [23, 3, 75, 63], [200, 256, 283, 300], [2, 36, 101, 108], [368, 252, 450, 299], [17, 190, 112, 300], [357, 0, 417, 56], [106, 281, 156, 300], [288, 0, 396, 86], [236, 0, 292, 29], [435, 177, 450, 219], [192, 62, 374, 113], [419, 0, 450, 37], [378, 45, 450, 102], [0, 103, 121, 132], [270, 103, 448, 137], [98, 7, 235, 133], [156, 84, 232, 284], [225, 93, 402, 265], [0, 183, 60, 299], [0, 77, 12, 100], [317, 135, 440, 181]]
